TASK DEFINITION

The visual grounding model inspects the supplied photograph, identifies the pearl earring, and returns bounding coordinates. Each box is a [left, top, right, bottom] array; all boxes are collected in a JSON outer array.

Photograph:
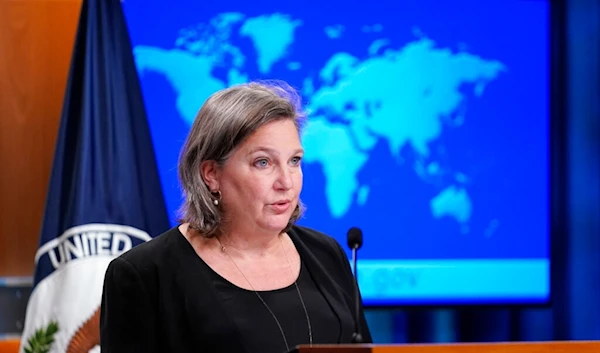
[[211, 190, 222, 206]]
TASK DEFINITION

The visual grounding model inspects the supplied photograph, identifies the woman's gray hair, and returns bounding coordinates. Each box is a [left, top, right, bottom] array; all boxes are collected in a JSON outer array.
[[177, 80, 306, 237]]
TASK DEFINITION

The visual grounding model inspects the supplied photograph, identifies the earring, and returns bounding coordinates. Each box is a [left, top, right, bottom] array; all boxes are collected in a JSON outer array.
[[211, 190, 222, 206]]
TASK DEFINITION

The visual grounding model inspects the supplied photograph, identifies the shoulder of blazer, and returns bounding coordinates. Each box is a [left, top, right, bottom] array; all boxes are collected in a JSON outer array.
[[288, 225, 353, 284], [109, 226, 182, 281], [288, 224, 343, 257]]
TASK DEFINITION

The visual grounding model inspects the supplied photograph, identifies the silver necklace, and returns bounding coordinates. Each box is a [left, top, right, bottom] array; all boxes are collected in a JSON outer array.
[[217, 235, 313, 352]]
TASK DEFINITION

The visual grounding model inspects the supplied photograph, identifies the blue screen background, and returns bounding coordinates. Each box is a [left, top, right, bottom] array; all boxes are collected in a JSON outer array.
[[122, 0, 550, 305]]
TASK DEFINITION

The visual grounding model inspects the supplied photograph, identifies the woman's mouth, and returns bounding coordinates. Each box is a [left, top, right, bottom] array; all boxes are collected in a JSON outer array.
[[270, 200, 291, 213]]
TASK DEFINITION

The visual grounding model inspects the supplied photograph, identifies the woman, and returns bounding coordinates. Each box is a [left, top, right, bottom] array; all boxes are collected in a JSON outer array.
[[99, 80, 372, 353]]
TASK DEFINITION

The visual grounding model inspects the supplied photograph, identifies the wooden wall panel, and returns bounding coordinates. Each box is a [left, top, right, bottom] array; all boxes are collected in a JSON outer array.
[[0, 0, 82, 276]]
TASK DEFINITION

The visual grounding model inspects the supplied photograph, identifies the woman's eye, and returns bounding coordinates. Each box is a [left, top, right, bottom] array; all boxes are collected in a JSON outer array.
[[291, 156, 302, 166], [254, 159, 269, 168]]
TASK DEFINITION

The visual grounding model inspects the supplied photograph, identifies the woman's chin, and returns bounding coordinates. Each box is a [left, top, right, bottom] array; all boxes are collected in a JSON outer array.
[[259, 215, 292, 233]]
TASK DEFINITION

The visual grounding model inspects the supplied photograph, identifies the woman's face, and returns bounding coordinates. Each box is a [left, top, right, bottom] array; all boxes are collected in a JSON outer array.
[[205, 119, 304, 234]]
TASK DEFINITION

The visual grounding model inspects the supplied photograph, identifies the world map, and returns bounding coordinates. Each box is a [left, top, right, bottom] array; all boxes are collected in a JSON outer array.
[[133, 12, 504, 228]]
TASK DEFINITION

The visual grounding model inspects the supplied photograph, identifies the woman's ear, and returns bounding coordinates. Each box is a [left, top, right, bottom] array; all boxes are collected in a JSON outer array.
[[200, 160, 220, 192]]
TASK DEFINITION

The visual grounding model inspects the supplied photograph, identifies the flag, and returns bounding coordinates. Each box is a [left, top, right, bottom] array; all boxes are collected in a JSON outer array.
[[19, 0, 170, 352]]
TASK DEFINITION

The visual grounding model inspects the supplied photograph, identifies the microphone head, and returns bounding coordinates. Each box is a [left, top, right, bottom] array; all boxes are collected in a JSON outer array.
[[347, 227, 363, 250], [351, 332, 363, 344]]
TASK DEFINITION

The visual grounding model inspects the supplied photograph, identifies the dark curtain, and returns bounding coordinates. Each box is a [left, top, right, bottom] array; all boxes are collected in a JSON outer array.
[[365, 0, 600, 343]]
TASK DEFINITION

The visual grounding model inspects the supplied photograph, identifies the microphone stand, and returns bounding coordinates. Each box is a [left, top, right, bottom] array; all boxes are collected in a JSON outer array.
[[350, 244, 363, 344]]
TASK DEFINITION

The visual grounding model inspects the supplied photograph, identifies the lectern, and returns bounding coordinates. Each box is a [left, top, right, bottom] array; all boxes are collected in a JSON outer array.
[[289, 340, 600, 353]]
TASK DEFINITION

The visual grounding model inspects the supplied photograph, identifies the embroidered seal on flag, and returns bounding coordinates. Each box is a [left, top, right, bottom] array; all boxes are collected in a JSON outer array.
[[20, 224, 151, 353]]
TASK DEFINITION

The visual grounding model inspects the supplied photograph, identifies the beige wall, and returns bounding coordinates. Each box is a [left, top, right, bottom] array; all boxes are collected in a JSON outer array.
[[0, 0, 82, 276]]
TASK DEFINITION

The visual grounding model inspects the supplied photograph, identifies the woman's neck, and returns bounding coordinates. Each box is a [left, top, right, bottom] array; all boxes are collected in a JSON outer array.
[[217, 228, 283, 259], [181, 223, 284, 259]]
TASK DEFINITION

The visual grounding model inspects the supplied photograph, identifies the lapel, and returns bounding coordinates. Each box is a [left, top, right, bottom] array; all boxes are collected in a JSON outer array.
[[169, 230, 250, 353], [288, 229, 355, 343]]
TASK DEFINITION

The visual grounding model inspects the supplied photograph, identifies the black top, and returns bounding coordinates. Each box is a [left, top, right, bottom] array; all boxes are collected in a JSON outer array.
[[210, 261, 341, 353], [100, 225, 372, 353]]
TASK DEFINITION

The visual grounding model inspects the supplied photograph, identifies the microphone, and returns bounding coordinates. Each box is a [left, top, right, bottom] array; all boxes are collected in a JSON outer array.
[[347, 227, 363, 344]]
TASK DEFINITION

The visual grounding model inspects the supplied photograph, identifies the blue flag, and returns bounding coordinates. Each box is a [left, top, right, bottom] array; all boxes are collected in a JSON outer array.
[[19, 0, 170, 352]]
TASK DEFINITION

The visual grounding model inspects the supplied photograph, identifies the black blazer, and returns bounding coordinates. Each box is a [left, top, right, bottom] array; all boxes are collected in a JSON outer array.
[[100, 225, 372, 352]]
